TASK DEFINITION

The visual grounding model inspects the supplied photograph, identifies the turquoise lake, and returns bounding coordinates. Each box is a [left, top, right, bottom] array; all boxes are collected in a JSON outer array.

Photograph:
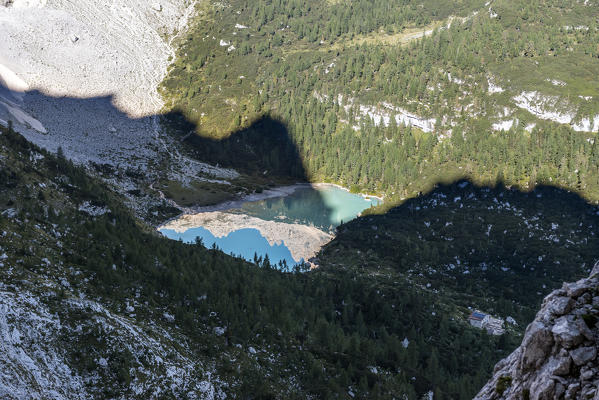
[[230, 185, 381, 231], [159, 185, 381, 267]]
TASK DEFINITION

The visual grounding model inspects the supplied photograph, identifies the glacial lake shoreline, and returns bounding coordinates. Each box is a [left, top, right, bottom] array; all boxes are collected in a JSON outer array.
[[184, 182, 382, 213], [158, 183, 383, 268]]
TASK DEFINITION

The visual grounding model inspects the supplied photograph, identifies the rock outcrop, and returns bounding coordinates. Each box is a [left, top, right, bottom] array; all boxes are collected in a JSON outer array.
[[475, 262, 599, 400]]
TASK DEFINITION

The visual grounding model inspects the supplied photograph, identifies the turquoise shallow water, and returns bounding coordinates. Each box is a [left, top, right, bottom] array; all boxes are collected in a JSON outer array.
[[159, 185, 381, 267], [232, 185, 381, 232]]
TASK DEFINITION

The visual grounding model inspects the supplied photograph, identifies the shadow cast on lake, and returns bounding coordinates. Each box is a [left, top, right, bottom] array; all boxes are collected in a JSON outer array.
[[0, 84, 338, 269], [3, 83, 599, 276]]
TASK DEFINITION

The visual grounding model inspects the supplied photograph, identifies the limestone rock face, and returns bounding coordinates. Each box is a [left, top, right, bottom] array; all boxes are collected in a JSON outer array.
[[475, 262, 599, 400]]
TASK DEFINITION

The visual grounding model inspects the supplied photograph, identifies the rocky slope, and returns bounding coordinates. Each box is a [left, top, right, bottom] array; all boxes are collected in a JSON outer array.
[[475, 262, 599, 400], [0, 127, 227, 399], [0, 0, 195, 116], [0, 0, 245, 222]]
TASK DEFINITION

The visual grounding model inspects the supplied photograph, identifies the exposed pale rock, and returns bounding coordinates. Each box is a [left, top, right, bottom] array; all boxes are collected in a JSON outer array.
[[570, 347, 597, 366], [160, 211, 333, 263], [0, 0, 242, 218], [519, 321, 554, 371], [581, 385, 596, 398], [566, 382, 580, 398], [548, 355, 571, 376], [475, 269, 599, 400], [547, 296, 572, 316], [529, 377, 554, 400], [580, 367, 595, 381], [578, 318, 595, 341], [552, 315, 583, 348], [566, 280, 590, 298], [513, 91, 599, 133], [0, 0, 197, 117]]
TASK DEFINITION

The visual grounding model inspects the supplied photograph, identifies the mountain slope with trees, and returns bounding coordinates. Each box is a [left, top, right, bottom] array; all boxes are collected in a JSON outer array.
[[2, 123, 599, 398], [161, 0, 599, 204]]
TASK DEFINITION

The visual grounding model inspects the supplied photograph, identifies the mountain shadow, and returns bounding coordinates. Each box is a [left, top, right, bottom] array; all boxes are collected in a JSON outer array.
[[5, 81, 599, 399], [161, 112, 307, 181], [0, 84, 317, 200], [321, 179, 599, 323]]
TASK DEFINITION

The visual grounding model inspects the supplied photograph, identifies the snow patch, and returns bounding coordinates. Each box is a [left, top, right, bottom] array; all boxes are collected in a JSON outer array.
[[492, 119, 515, 131]]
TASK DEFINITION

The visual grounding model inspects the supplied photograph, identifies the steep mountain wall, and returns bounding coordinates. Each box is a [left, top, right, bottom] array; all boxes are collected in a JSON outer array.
[[476, 262, 599, 400]]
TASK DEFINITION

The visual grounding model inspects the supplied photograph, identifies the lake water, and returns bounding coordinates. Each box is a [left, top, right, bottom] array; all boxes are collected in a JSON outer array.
[[231, 185, 381, 231], [159, 184, 381, 267]]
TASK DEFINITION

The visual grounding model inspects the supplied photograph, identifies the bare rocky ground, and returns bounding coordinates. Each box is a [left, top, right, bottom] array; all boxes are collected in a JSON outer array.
[[0, 0, 193, 116], [476, 262, 599, 400], [161, 211, 333, 264], [0, 0, 240, 221]]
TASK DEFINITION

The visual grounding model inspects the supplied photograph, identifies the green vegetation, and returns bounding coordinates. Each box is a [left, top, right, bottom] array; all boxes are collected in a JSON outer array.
[[161, 0, 599, 205], [4, 0, 599, 398], [496, 376, 512, 396], [160, 179, 238, 207], [3, 120, 599, 397], [320, 181, 599, 324]]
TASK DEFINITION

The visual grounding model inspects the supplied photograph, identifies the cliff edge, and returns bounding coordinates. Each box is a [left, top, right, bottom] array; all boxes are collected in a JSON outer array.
[[475, 262, 599, 400]]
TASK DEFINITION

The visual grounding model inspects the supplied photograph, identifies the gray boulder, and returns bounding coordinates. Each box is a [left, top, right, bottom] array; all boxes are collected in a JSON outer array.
[[570, 347, 597, 366], [519, 321, 554, 371], [552, 315, 584, 348]]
